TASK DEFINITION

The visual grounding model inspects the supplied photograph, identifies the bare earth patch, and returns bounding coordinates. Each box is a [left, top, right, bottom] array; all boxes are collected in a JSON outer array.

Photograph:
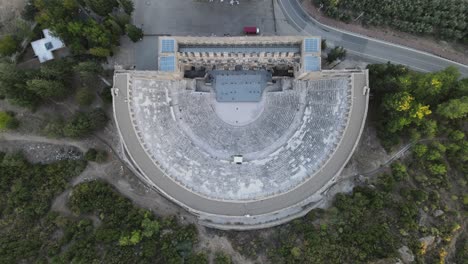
[[301, 0, 468, 65], [0, 0, 26, 33]]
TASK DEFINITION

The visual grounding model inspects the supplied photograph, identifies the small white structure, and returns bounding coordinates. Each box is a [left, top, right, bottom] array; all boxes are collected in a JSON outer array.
[[233, 155, 243, 164], [31, 29, 65, 63]]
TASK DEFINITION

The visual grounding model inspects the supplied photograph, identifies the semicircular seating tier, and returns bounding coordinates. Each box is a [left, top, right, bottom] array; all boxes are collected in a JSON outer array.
[[128, 76, 352, 201]]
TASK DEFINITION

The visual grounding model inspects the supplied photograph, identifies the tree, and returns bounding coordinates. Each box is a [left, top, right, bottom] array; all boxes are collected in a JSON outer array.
[[214, 252, 232, 264], [413, 67, 460, 105], [413, 144, 428, 158], [448, 130, 465, 141], [326, 46, 346, 63], [89, 47, 111, 57], [141, 214, 160, 238], [0, 62, 41, 108], [100, 86, 113, 104], [95, 150, 107, 163], [391, 162, 409, 181], [85, 148, 97, 161], [381, 91, 432, 133], [26, 79, 67, 99], [0, 112, 19, 131], [0, 35, 18, 56], [109, 13, 130, 28], [88, 108, 108, 129], [39, 58, 75, 83], [62, 108, 108, 138], [84, 0, 118, 16], [22, 0, 38, 21], [74, 61, 103, 76], [105, 18, 124, 42], [34, 0, 123, 57], [436, 96, 468, 119], [43, 118, 65, 137], [428, 163, 447, 175], [76, 88, 95, 106], [315, 0, 468, 41], [321, 39, 327, 50], [119, 0, 134, 15], [125, 24, 143, 42], [84, 21, 113, 48]]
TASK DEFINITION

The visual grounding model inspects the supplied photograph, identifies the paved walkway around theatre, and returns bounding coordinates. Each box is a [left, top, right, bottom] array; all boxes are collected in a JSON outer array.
[[112, 70, 369, 229]]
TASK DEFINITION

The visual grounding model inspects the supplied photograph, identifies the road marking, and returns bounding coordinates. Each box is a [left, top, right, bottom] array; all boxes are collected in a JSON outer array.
[[279, 0, 434, 73], [345, 50, 430, 73], [289, 0, 468, 69], [278, 0, 305, 33]]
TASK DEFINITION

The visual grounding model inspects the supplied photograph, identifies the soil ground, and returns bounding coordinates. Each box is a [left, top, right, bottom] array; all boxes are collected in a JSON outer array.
[[0, 49, 404, 263], [0, 109, 391, 264], [0, 0, 26, 34], [301, 0, 468, 65]]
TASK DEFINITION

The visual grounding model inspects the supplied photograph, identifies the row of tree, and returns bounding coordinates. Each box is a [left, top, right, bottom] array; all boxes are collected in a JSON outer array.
[[43, 108, 108, 138], [0, 58, 105, 108], [0, 59, 74, 109], [313, 0, 468, 42]]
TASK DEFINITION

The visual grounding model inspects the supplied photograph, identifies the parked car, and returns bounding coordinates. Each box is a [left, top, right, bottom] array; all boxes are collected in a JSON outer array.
[[244, 26, 260, 35]]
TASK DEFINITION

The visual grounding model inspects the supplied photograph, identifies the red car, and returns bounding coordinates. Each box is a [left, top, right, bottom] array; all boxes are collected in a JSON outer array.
[[244, 26, 260, 35]]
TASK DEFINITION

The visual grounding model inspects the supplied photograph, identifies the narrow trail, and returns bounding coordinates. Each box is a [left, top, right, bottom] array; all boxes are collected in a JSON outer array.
[[0, 132, 89, 152], [1, 132, 447, 181], [334, 137, 447, 186], [0, 131, 449, 204]]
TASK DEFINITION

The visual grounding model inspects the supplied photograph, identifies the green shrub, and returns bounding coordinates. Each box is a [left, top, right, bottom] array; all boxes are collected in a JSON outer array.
[[84, 0, 118, 16], [95, 150, 107, 163], [326, 46, 346, 63], [214, 252, 232, 264], [85, 148, 97, 161], [89, 47, 111, 57], [85, 148, 107, 163], [45, 108, 107, 138], [0, 35, 18, 56], [100, 86, 113, 104], [0, 111, 19, 130], [119, 0, 134, 14], [76, 88, 95, 107], [125, 24, 143, 42]]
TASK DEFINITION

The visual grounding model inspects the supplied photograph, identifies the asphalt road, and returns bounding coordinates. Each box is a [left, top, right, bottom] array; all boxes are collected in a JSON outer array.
[[278, 0, 468, 77]]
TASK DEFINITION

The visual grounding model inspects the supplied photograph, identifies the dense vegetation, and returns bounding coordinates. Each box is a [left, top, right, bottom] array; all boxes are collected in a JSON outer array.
[[26, 0, 142, 57], [225, 65, 467, 263], [0, 58, 105, 108], [312, 0, 468, 43], [0, 152, 87, 263], [0, 153, 208, 263], [43, 108, 108, 138], [0, 58, 108, 138], [0, 59, 74, 109], [370, 64, 467, 153]]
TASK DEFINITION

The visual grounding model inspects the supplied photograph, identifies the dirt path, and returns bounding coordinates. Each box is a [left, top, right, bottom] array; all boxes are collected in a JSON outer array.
[[301, 0, 468, 65], [1, 130, 447, 264], [0, 0, 26, 34], [0, 132, 90, 152]]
